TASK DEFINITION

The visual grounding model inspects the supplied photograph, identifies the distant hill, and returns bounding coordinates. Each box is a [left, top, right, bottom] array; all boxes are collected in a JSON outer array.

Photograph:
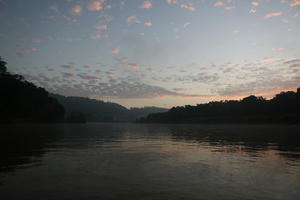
[[50, 94, 168, 122], [140, 88, 300, 124]]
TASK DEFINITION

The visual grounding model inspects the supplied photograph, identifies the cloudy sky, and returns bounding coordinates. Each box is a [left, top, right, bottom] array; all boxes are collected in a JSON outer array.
[[0, 0, 299, 108]]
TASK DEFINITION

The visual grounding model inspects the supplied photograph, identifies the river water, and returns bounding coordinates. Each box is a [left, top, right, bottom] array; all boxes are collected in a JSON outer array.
[[0, 123, 300, 200]]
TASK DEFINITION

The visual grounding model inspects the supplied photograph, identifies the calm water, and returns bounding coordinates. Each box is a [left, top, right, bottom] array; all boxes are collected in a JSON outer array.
[[0, 123, 300, 200]]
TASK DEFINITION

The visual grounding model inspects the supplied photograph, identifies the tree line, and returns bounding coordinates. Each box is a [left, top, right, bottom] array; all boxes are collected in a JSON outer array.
[[0, 57, 167, 123], [141, 88, 300, 123], [0, 57, 65, 123]]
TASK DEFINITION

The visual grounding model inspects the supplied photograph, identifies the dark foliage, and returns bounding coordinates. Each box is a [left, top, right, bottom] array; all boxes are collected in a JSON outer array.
[[0, 57, 65, 123], [141, 89, 300, 124]]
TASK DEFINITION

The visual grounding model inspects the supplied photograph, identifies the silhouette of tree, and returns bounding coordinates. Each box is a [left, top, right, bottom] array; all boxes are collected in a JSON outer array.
[[0, 57, 7, 74], [0, 57, 65, 123], [142, 87, 300, 124]]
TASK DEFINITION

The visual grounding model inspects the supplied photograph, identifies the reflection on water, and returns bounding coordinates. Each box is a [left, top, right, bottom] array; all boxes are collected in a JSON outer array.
[[0, 123, 300, 200]]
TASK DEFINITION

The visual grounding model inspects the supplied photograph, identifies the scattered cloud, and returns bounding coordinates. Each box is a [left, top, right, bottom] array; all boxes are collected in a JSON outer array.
[[128, 64, 141, 69], [106, 71, 116, 78], [284, 59, 300, 68], [61, 64, 74, 70], [127, 16, 141, 23], [284, 59, 300, 65], [91, 33, 101, 40], [251, 2, 259, 7], [62, 72, 75, 79], [112, 47, 120, 54], [289, 0, 300, 7], [216, 78, 300, 98], [265, 12, 283, 18], [84, 65, 92, 70], [147, 67, 155, 72], [272, 48, 284, 51], [16, 46, 37, 56], [78, 74, 101, 81], [249, 9, 256, 13], [224, 6, 235, 10], [95, 24, 107, 30], [289, 64, 300, 68], [144, 21, 153, 27], [71, 5, 82, 15], [87, 0, 104, 11], [165, 0, 178, 4], [183, 22, 191, 28], [140, 1, 152, 9], [225, 62, 234, 67], [214, 1, 224, 7], [116, 57, 129, 63], [180, 4, 196, 11], [261, 57, 276, 63]]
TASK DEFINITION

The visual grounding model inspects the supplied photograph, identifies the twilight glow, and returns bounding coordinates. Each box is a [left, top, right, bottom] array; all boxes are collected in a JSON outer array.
[[0, 0, 299, 108]]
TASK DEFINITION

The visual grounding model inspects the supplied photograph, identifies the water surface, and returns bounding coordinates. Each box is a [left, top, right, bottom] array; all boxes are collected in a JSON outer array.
[[1, 123, 300, 200]]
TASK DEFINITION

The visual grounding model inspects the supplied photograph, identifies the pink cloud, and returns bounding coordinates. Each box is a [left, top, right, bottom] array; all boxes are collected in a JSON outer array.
[[18, 45, 36, 51], [147, 67, 155, 72], [91, 33, 101, 40], [261, 57, 276, 63], [289, 0, 300, 7], [249, 9, 256, 13], [112, 47, 120, 54], [265, 12, 283, 18], [290, 64, 300, 68], [87, 0, 104, 11], [140, 1, 152, 9], [128, 64, 141, 69], [180, 4, 196, 11], [251, 2, 259, 7], [272, 48, 284, 51], [72, 5, 82, 15], [214, 1, 224, 7], [127, 16, 140, 23], [25, 47, 37, 51], [232, 30, 240, 34], [165, 0, 178, 4], [225, 62, 233, 67], [144, 21, 153, 27], [95, 24, 107, 30]]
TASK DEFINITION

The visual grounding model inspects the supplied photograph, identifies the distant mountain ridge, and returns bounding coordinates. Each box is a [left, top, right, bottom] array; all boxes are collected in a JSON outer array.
[[50, 94, 168, 122]]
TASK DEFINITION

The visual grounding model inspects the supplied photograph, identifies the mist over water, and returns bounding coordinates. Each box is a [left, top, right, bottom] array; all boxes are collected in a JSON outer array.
[[1, 123, 300, 200]]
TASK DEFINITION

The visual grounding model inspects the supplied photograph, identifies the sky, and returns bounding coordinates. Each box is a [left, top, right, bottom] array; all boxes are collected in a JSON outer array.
[[0, 0, 299, 108]]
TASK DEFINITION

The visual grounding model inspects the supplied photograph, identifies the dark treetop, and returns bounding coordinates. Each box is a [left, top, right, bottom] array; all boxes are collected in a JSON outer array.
[[141, 88, 300, 124], [0, 57, 65, 123]]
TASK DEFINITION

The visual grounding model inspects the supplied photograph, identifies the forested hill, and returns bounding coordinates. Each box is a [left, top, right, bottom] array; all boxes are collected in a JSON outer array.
[[0, 56, 167, 123], [141, 88, 300, 124], [0, 57, 65, 123], [50, 94, 168, 122]]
